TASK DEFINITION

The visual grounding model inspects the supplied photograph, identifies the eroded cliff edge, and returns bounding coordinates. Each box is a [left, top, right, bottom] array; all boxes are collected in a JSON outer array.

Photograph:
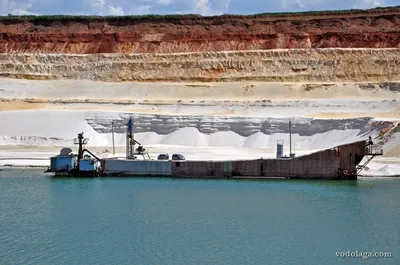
[[0, 7, 399, 54]]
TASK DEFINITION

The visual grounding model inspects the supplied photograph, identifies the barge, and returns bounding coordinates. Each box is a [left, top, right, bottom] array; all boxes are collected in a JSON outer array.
[[47, 123, 383, 180]]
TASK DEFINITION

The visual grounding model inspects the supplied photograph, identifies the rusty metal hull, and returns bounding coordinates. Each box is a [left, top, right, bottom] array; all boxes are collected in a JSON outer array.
[[98, 141, 368, 180]]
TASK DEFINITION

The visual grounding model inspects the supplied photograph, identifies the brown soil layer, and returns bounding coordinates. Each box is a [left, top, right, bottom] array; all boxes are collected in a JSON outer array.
[[0, 7, 399, 53]]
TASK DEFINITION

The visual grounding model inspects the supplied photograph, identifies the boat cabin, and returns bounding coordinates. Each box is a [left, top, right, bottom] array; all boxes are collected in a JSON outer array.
[[50, 155, 77, 173]]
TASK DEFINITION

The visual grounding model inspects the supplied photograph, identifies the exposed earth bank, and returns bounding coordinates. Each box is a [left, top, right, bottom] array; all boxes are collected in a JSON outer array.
[[0, 8, 398, 171], [0, 49, 398, 82], [0, 7, 399, 54]]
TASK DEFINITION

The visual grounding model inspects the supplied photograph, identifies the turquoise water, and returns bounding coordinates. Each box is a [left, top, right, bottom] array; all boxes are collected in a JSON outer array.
[[0, 170, 399, 264]]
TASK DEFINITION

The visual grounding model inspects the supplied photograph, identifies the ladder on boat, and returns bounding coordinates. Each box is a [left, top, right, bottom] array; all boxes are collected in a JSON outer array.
[[357, 146, 383, 175]]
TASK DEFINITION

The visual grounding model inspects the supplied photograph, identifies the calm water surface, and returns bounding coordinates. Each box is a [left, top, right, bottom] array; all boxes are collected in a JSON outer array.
[[0, 169, 399, 264]]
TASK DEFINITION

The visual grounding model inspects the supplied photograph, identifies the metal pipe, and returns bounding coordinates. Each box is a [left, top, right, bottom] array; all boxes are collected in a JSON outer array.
[[112, 121, 115, 155], [111, 118, 143, 159], [289, 120, 292, 155], [126, 127, 129, 159], [78, 132, 84, 161], [82, 149, 101, 161]]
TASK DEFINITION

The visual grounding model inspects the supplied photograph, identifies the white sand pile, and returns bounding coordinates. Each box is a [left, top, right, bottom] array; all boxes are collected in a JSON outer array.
[[0, 111, 363, 150], [360, 157, 400, 177], [0, 78, 398, 175], [0, 110, 396, 150]]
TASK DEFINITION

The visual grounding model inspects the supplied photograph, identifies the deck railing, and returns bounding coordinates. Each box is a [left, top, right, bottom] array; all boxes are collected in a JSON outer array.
[[365, 145, 383, 155]]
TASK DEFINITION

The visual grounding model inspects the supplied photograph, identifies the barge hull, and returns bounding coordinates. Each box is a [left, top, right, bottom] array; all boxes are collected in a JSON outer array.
[[102, 159, 172, 176], [50, 141, 368, 180], [170, 141, 366, 180]]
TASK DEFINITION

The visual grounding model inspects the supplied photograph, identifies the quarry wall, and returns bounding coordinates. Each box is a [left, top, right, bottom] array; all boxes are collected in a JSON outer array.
[[0, 49, 398, 82], [0, 8, 399, 53], [0, 8, 398, 82]]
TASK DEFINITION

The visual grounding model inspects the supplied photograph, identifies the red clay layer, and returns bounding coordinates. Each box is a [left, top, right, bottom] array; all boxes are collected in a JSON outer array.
[[0, 7, 399, 53]]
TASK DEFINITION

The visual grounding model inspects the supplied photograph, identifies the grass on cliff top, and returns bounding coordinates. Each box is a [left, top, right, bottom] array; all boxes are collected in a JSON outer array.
[[0, 6, 399, 22]]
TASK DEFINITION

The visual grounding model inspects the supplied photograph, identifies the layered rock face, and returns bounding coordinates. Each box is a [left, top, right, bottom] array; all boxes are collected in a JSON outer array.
[[0, 8, 398, 82], [0, 9, 398, 161], [0, 48, 398, 82], [0, 8, 399, 54]]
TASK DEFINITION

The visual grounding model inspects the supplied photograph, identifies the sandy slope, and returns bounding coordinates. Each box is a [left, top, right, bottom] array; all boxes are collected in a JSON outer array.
[[0, 78, 398, 175], [1, 78, 399, 100], [0, 109, 398, 172], [1, 78, 398, 118]]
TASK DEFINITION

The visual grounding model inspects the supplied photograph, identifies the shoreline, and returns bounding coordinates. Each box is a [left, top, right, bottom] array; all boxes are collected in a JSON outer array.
[[1, 166, 399, 178], [1, 144, 399, 176]]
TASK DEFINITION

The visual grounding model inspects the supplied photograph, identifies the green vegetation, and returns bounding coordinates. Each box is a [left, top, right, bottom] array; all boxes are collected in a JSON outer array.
[[0, 6, 398, 22], [0, 14, 202, 22], [253, 5, 398, 16]]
